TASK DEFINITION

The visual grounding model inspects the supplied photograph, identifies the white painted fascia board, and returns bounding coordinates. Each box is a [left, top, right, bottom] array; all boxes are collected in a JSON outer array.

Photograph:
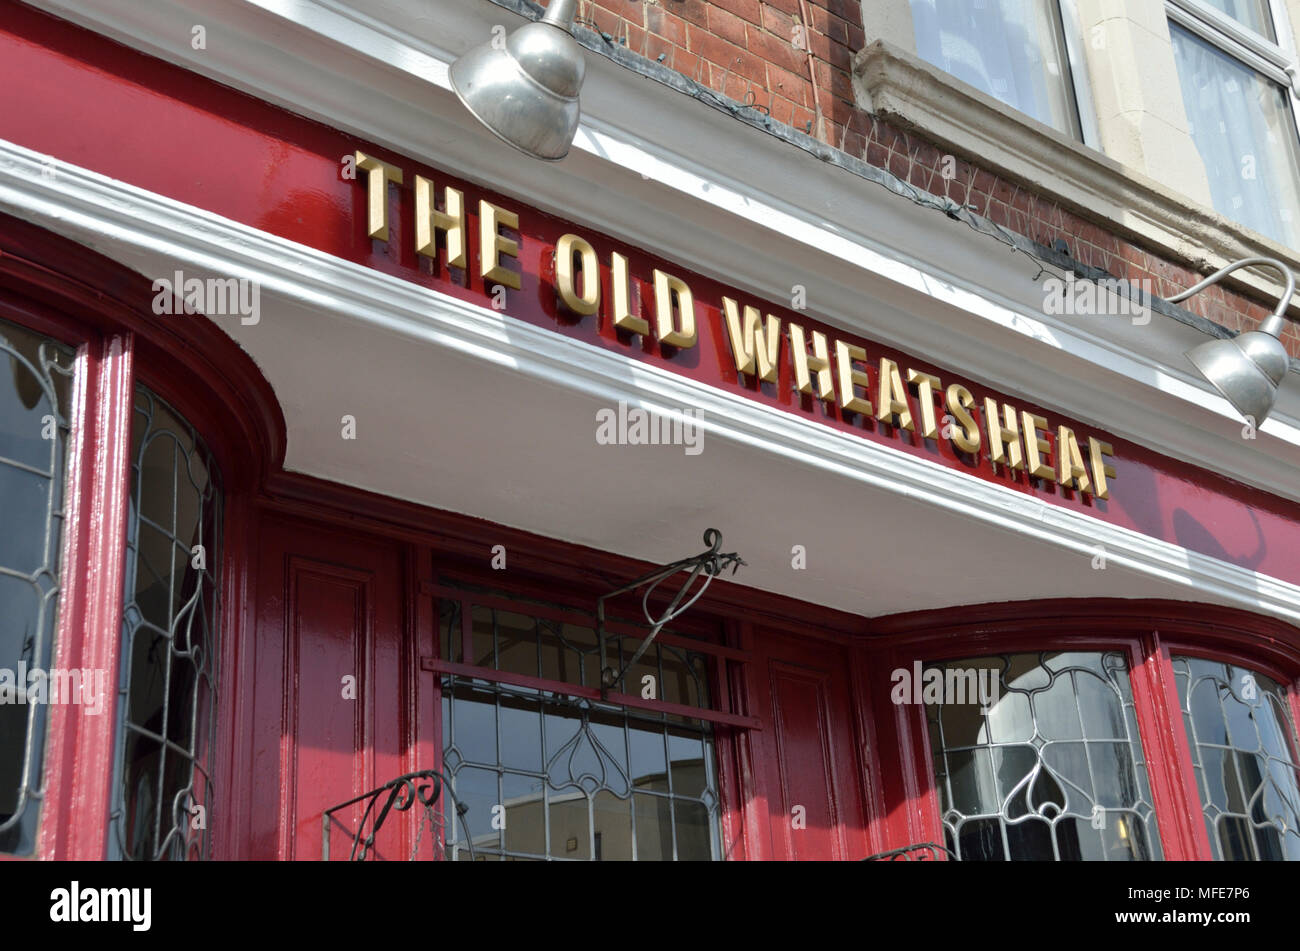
[[2, 138, 1299, 623], [16, 0, 1300, 503]]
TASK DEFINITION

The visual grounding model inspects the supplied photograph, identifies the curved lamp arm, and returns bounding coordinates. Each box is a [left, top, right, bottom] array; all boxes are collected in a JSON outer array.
[[1167, 256, 1296, 338]]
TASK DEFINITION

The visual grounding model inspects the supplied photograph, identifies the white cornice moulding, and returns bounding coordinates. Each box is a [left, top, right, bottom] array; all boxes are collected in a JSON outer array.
[[12, 0, 1300, 503], [2, 140, 1300, 624]]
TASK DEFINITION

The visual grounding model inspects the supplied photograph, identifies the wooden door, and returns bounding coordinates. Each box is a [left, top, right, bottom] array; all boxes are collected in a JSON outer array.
[[746, 628, 870, 860], [244, 515, 408, 860]]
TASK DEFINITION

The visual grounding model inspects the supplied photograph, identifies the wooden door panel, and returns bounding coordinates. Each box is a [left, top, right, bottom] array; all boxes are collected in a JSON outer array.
[[248, 517, 406, 860], [749, 630, 868, 860]]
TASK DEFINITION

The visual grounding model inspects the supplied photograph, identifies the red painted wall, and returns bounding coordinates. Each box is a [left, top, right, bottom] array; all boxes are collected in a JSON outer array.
[[2, 4, 1297, 589]]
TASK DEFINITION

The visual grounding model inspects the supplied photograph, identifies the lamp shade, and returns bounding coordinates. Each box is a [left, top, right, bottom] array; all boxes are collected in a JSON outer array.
[[1185, 330, 1289, 424], [449, 1, 585, 161], [1167, 257, 1295, 424]]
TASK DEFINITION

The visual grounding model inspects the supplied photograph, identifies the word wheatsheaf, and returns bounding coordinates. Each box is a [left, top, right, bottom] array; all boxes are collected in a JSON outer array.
[[355, 151, 1117, 500]]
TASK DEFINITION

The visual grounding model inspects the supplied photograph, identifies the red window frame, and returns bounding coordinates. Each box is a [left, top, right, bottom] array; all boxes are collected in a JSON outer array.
[[0, 213, 283, 860], [867, 600, 1300, 861]]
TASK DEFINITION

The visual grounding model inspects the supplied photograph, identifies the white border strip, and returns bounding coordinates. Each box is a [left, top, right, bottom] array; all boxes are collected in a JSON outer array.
[[2, 140, 1299, 622]]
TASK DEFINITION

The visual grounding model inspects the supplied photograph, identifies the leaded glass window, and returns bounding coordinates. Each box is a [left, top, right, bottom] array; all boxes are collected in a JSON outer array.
[[1173, 656, 1300, 860], [109, 388, 222, 860], [439, 599, 721, 861], [926, 651, 1162, 860], [0, 319, 74, 855]]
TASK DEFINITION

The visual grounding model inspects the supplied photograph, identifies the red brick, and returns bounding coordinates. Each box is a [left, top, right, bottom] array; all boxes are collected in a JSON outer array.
[[791, 105, 816, 132], [822, 12, 851, 45], [815, 63, 853, 101], [765, 0, 802, 16], [865, 139, 888, 168], [825, 0, 860, 24], [748, 24, 809, 75], [768, 94, 795, 125], [646, 6, 688, 45], [714, 0, 763, 25], [887, 150, 910, 179], [623, 24, 647, 53], [709, 5, 749, 46], [691, 27, 768, 84], [674, 48, 704, 80], [644, 32, 673, 63], [766, 62, 812, 106], [761, 3, 798, 37], [722, 72, 750, 101], [675, 0, 710, 28]]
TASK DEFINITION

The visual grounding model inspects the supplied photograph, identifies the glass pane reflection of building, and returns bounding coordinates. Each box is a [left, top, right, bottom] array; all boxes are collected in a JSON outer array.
[[1173, 657, 1300, 861], [926, 651, 1162, 861], [0, 319, 74, 855], [440, 601, 721, 860]]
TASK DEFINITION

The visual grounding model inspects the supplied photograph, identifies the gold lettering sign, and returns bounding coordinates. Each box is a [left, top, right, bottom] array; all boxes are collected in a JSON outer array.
[[353, 162, 1121, 501]]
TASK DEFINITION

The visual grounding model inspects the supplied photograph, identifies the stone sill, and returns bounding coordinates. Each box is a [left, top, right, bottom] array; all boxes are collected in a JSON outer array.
[[851, 39, 1300, 327]]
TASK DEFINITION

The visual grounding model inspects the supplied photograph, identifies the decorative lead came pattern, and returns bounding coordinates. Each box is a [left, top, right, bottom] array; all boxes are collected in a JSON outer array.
[[439, 599, 721, 860], [109, 388, 222, 860], [0, 319, 74, 855], [926, 651, 1162, 860], [1173, 656, 1300, 860]]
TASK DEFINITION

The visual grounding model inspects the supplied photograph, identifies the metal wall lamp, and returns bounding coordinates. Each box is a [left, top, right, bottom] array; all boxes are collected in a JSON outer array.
[[450, 0, 584, 161], [1169, 256, 1296, 424], [596, 528, 745, 696]]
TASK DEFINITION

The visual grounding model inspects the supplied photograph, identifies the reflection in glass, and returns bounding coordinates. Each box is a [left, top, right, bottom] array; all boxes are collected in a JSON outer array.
[[1201, 0, 1275, 39], [1171, 23, 1300, 247], [109, 388, 222, 860], [440, 597, 721, 860], [0, 320, 74, 855], [1173, 657, 1300, 860], [926, 651, 1162, 861], [910, 0, 1081, 135]]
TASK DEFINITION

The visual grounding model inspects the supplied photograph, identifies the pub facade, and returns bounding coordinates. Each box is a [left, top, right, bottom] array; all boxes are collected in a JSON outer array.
[[2, 0, 1300, 862]]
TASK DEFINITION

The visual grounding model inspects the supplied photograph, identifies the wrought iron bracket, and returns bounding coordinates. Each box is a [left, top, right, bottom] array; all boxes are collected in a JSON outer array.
[[596, 527, 745, 698], [862, 842, 957, 861], [322, 768, 474, 861]]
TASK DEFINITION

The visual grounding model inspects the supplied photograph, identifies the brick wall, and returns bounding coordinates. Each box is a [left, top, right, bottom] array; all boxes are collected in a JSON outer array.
[[575, 0, 1300, 359]]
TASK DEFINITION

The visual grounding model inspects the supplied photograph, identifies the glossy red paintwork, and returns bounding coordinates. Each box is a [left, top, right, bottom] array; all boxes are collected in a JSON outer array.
[[4, 4, 1300, 865], [3, 4, 1300, 587], [0, 213, 285, 858]]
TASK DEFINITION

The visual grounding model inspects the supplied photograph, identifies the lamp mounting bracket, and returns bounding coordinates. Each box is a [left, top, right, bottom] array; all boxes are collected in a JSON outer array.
[[596, 528, 744, 698]]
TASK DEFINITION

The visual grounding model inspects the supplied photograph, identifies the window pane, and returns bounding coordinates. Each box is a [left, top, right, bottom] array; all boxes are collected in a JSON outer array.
[[910, 0, 1079, 135], [926, 652, 1162, 861], [1200, 0, 1276, 40], [442, 673, 720, 860], [1171, 23, 1300, 247], [109, 388, 222, 860], [0, 320, 74, 855], [1172, 657, 1300, 860]]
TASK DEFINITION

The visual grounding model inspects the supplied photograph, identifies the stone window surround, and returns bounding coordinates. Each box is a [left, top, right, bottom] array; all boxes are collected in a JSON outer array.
[[853, 0, 1300, 320]]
